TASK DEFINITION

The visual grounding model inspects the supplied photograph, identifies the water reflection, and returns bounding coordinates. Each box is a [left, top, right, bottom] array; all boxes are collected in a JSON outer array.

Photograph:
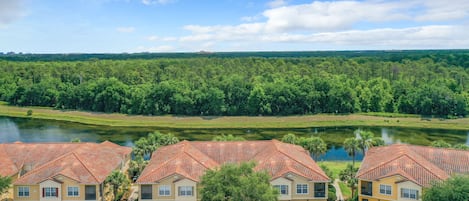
[[0, 116, 468, 160]]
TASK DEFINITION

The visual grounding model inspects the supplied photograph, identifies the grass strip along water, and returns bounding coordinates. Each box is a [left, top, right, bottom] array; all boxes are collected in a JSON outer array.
[[1, 104, 469, 130]]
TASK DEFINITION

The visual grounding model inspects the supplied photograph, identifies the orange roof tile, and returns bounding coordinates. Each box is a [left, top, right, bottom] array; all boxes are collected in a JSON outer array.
[[137, 140, 329, 184], [0, 142, 131, 184], [357, 144, 469, 186]]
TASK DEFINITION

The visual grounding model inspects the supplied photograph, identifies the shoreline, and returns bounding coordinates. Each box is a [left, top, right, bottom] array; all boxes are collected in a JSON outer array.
[[1, 104, 468, 130]]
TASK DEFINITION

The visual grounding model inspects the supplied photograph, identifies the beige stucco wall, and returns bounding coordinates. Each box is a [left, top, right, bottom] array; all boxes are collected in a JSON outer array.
[[358, 176, 423, 201], [13, 185, 40, 201]]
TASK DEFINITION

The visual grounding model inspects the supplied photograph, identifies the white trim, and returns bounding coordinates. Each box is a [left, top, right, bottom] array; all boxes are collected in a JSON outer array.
[[158, 185, 171, 196], [379, 184, 392, 195], [67, 186, 80, 197], [18, 186, 30, 197], [296, 183, 308, 194]]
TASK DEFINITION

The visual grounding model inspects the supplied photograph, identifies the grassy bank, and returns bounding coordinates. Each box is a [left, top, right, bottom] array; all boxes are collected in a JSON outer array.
[[1, 104, 469, 130]]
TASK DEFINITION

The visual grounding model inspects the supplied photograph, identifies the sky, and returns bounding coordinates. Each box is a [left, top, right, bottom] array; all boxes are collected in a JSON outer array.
[[1, 0, 469, 53]]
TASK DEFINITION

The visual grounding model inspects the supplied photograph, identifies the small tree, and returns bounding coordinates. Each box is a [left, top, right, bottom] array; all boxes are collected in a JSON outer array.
[[133, 131, 179, 159], [200, 162, 278, 201], [212, 134, 246, 141], [423, 176, 469, 201], [339, 164, 358, 199], [127, 155, 148, 180], [26, 109, 33, 116], [281, 133, 298, 145], [343, 137, 360, 167], [70, 138, 81, 143], [431, 140, 452, 148], [453, 144, 469, 150], [0, 176, 12, 194], [299, 137, 327, 160], [105, 171, 131, 201]]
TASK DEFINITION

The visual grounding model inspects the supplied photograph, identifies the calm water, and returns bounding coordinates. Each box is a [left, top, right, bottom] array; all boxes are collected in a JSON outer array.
[[1, 116, 468, 161]]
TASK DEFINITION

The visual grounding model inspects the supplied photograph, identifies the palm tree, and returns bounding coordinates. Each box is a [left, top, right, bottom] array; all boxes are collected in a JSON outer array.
[[339, 164, 359, 199], [105, 171, 131, 201], [343, 137, 360, 167], [133, 132, 180, 159], [356, 129, 375, 155], [281, 133, 298, 145], [300, 137, 327, 160]]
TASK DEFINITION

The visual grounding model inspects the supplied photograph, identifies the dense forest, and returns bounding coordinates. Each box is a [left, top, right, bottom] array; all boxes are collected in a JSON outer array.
[[1, 51, 469, 117]]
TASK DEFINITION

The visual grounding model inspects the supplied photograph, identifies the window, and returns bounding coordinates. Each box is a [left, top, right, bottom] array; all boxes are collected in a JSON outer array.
[[141, 185, 152, 199], [85, 185, 96, 200], [314, 183, 326, 197], [158, 185, 171, 196], [67, 186, 79, 197], [44, 187, 58, 197], [380, 184, 392, 195], [178, 186, 193, 196], [360, 181, 373, 196], [273, 185, 288, 195], [296, 184, 308, 194], [401, 188, 419, 200], [18, 186, 30, 197]]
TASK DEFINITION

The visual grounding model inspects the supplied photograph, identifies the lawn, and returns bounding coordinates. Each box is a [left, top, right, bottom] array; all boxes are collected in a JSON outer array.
[[1, 104, 469, 130], [318, 161, 362, 199]]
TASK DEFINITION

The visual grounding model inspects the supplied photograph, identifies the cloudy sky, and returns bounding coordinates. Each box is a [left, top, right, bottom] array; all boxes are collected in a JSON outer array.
[[1, 0, 469, 53]]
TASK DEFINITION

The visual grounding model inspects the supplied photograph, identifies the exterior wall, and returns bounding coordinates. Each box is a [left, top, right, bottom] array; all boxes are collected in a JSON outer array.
[[290, 174, 328, 200], [1, 173, 19, 201], [358, 177, 423, 201], [39, 180, 61, 201], [174, 179, 196, 201], [58, 176, 85, 201], [13, 185, 40, 201], [139, 175, 197, 201], [271, 177, 293, 200]]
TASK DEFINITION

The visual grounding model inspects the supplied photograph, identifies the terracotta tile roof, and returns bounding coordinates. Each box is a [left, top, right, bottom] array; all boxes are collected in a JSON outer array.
[[137, 140, 329, 184], [0, 141, 131, 184], [357, 144, 469, 186]]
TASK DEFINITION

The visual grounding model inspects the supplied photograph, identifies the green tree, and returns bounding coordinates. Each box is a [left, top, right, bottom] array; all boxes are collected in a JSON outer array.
[[343, 138, 360, 167], [199, 162, 278, 201], [212, 134, 246, 141], [423, 176, 469, 201], [133, 131, 179, 159], [355, 130, 375, 155], [70, 138, 81, 143], [127, 155, 148, 180], [431, 140, 452, 148], [104, 171, 131, 201], [281, 133, 298, 145], [0, 176, 12, 194], [299, 137, 327, 160], [339, 164, 359, 199], [453, 144, 469, 150]]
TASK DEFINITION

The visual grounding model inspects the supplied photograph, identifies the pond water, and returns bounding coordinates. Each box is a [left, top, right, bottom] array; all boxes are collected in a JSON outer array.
[[1, 116, 468, 161]]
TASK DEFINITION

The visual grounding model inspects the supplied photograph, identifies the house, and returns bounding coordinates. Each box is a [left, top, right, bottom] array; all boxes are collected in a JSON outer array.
[[0, 141, 132, 201], [136, 140, 330, 201], [356, 144, 469, 201]]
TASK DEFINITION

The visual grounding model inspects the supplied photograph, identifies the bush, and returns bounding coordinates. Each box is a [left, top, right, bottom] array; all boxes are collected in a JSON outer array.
[[328, 191, 337, 201], [26, 109, 33, 116]]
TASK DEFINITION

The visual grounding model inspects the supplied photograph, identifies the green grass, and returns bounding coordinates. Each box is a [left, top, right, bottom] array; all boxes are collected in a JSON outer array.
[[339, 181, 352, 198], [1, 104, 469, 130], [318, 161, 361, 199]]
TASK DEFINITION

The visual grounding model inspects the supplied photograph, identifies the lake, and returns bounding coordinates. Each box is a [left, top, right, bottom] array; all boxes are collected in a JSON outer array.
[[1, 116, 468, 161]]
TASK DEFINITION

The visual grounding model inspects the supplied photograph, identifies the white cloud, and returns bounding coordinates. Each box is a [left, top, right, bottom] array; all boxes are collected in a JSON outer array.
[[267, 0, 287, 8], [141, 0, 175, 5], [146, 35, 178, 41], [116, 26, 135, 33], [0, 0, 26, 28]]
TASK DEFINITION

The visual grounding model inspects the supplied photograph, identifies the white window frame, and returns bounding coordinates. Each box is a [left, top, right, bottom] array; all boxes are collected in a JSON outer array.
[[158, 185, 171, 196], [67, 186, 79, 197], [18, 186, 30, 197], [273, 185, 289, 195], [296, 184, 308, 194], [178, 186, 193, 196], [379, 184, 392, 195], [401, 188, 419, 200], [44, 187, 57, 197]]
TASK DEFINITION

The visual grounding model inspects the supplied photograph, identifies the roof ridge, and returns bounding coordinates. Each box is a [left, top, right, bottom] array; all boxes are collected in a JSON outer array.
[[0, 144, 18, 176], [181, 142, 218, 170], [357, 146, 414, 177], [271, 140, 329, 180], [137, 143, 188, 183], [15, 151, 76, 183], [400, 151, 448, 180], [71, 152, 100, 183]]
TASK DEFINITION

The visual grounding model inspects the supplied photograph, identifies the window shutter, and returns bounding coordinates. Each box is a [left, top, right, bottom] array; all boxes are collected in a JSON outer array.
[[42, 188, 45, 197], [416, 190, 419, 200], [56, 188, 59, 197]]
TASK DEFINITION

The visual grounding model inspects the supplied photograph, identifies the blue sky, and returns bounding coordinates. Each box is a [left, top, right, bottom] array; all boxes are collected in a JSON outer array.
[[1, 0, 468, 53]]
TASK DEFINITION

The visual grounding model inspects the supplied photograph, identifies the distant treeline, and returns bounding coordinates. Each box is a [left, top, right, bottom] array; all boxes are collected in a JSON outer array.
[[1, 51, 469, 117]]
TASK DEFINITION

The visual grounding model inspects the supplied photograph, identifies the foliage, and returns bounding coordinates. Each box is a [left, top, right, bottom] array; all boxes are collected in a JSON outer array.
[[281, 133, 298, 144], [319, 164, 335, 180], [133, 131, 179, 159], [354, 129, 384, 155], [1, 54, 469, 117], [299, 136, 327, 160], [199, 162, 278, 201], [423, 176, 469, 201], [212, 134, 246, 141], [26, 109, 33, 116], [70, 138, 81, 142], [343, 137, 360, 167], [431, 140, 452, 148], [339, 164, 359, 199], [0, 176, 11, 194], [127, 155, 148, 180], [105, 171, 131, 201], [453, 144, 469, 150]]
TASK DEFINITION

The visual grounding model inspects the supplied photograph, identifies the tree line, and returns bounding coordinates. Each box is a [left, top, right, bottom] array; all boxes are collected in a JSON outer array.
[[1, 55, 469, 117]]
